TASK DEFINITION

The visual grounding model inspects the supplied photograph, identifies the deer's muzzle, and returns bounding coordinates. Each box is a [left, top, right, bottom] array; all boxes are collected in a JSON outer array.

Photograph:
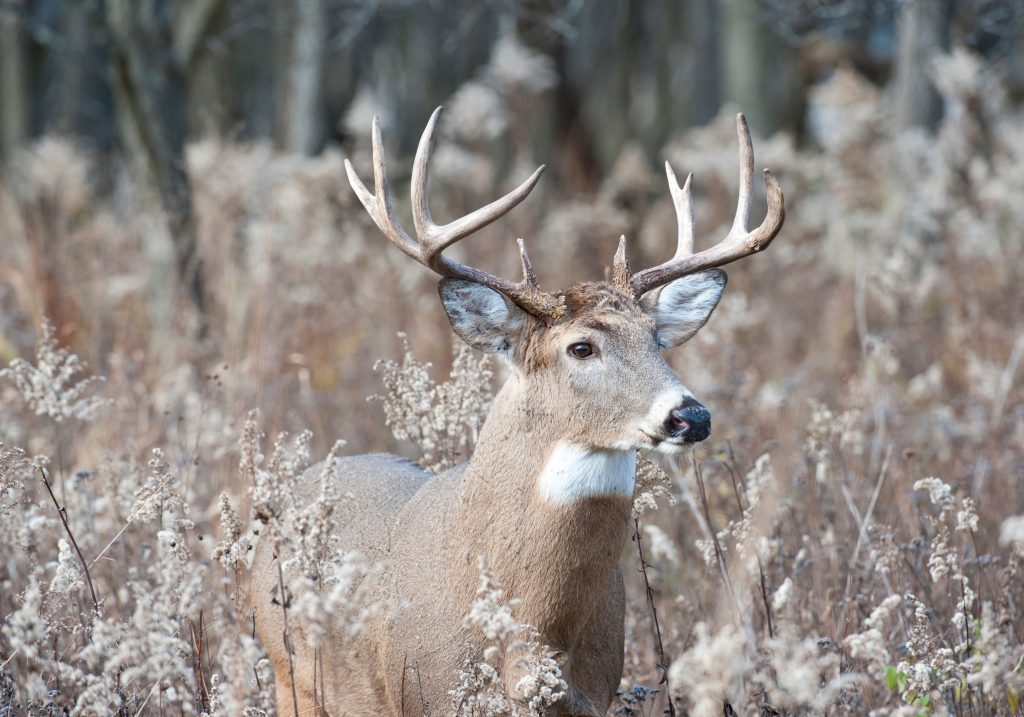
[[667, 400, 711, 443]]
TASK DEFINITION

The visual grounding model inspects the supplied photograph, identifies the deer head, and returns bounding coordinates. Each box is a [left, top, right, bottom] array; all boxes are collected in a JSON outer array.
[[345, 108, 784, 464]]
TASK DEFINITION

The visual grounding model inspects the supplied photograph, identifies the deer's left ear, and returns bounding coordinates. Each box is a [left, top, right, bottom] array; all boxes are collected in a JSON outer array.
[[640, 269, 727, 349]]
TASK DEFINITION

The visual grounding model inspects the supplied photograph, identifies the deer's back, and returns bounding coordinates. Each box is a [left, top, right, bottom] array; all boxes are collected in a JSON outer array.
[[316, 452, 430, 560], [248, 453, 431, 713]]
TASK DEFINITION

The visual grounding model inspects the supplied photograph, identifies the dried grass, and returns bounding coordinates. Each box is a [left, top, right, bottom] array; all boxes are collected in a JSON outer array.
[[0, 47, 1022, 716]]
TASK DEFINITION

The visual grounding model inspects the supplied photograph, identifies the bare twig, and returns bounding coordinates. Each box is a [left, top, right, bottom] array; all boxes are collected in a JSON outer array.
[[990, 334, 1024, 429], [134, 680, 162, 713], [757, 560, 775, 640], [415, 662, 427, 715], [692, 456, 730, 585], [633, 517, 676, 717], [276, 557, 300, 717], [400, 653, 407, 717], [316, 646, 327, 716], [959, 575, 976, 711], [87, 470, 180, 572], [840, 479, 896, 602], [312, 648, 319, 716], [724, 449, 747, 515], [966, 526, 993, 615], [189, 611, 210, 713], [851, 444, 893, 567], [854, 268, 869, 358], [40, 466, 98, 611]]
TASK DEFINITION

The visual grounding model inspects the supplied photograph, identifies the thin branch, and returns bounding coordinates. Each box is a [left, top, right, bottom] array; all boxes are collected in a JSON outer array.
[[633, 517, 676, 717], [757, 560, 775, 640], [990, 333, 1024, 429], [317, 645, 327, 716], [850, 444, 893, 567], [415, 662, 427, 715], [692, 456, 731, 588], [189, 611, 210, 713], [134, 681, 162, 714], [40, 467, 98, 611], [276, 557, 300, 717], [959, 574, 976, 712], [400, 653, 407, 717]]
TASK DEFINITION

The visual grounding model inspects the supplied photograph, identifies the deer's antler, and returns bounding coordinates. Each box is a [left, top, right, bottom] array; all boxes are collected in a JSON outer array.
[[345, 107, 564, 320], [614, 113, 785, 298]]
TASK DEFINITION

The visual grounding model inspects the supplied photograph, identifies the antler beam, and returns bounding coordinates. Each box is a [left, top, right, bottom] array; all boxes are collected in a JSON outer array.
[[345, 107, 563, 319], [624, 113, 785, 298]]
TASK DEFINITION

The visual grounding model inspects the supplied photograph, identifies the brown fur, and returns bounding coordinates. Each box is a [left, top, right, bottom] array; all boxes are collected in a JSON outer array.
[[249, 281, 704, 716]]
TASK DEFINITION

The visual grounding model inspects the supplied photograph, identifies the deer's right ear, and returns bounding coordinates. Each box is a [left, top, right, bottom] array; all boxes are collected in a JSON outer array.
[[439, 279, 528, 357]]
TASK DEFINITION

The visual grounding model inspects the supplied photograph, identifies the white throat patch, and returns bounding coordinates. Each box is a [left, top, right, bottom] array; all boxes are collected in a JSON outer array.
[[536, 442, 637, 503]]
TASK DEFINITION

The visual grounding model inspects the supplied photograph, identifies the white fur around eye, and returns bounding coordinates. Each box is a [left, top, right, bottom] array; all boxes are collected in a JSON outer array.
[[641, 269, 726, 349]]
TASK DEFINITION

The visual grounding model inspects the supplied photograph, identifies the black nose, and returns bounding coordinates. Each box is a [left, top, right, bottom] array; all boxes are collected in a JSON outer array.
[[667, 399, 711, 443]]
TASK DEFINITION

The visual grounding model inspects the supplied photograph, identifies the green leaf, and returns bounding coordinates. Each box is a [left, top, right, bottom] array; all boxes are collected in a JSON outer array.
[[886, 665, 899, 691]]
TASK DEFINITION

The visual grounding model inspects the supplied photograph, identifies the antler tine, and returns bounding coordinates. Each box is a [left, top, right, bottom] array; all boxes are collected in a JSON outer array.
[[516, 238, 540, 289], [665, 162, 694, 258], [628, 113, 785, 298], [410, 107, 442, 254], [347, 108, 564, 320], [411, 107, 547, 273], [611, 235, 633, 293], [731, 113, 754, 239], [344, 116, 419, 259]]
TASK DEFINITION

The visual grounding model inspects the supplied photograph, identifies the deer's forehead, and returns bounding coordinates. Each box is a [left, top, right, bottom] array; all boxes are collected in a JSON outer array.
[[549, 310, 655, 339], [550, 283, 652, 335], [561, 282, 634, 310]]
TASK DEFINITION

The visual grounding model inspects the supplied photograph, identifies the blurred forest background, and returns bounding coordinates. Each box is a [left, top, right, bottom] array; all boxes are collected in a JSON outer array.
[[2, 1, 1024, 715], [5, 0, 1024, 158], [2, 0, 1024, 425], [4, 1, 1024, 175], [3, 0, 1024, 344]]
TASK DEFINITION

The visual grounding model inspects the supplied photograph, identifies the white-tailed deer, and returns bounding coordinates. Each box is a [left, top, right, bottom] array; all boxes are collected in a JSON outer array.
[[250, 108, 784, 716]]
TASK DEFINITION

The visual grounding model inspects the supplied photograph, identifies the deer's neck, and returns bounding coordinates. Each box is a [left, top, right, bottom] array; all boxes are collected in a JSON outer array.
[[535, 442, 636, 501], [453, 375, 634, 646]]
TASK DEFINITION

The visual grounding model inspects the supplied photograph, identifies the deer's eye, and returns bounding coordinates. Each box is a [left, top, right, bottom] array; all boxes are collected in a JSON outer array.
[[568, 342, 594, 359]]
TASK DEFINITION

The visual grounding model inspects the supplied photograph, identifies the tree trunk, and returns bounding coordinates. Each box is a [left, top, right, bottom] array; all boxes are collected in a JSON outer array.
[[688, 0, 720, 126], [282, 0, 328, 155], [517, 1, 601, 194], [0, 7, 29, 162], [105, 0, 208, 339], [177, 0, 231, 136], [720, 0, 799, 136], [891, 0, 953, 131]]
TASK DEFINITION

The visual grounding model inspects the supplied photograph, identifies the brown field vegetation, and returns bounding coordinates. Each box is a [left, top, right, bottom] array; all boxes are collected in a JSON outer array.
[[1, 49, 1023, 716]]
